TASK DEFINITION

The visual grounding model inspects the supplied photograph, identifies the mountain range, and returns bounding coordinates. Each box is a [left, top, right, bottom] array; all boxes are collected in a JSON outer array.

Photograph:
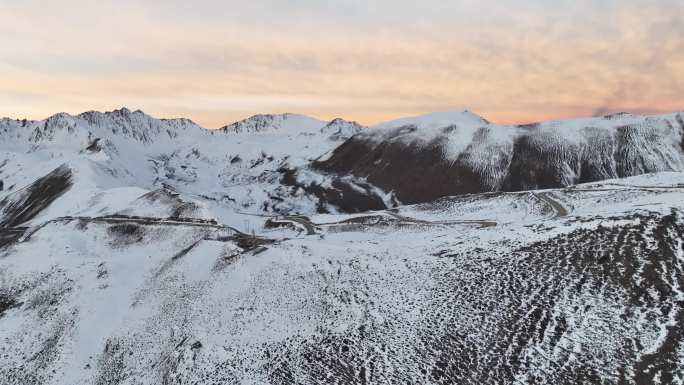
[[1, 107, 683, 384]]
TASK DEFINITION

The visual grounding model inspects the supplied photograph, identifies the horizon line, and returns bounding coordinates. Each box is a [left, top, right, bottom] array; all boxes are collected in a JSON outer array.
[[2, 106, 682, 130]]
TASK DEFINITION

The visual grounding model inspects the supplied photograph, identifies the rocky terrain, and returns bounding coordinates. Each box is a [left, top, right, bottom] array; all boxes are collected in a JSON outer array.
[[0, 108, 683, 384], [314, 110, 684, 205]]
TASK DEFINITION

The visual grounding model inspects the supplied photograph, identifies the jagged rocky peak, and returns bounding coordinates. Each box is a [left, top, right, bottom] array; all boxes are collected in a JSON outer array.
[[28, 112, 79, 142], [220, 113, 327, 134], [321, 118, 364, 140], [1, 107, 205, 146], [78, 107, 204, 141]]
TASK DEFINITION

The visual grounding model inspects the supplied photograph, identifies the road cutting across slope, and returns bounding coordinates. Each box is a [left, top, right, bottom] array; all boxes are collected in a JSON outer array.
[[384, 210, 497, 228], [533, 192, 569, 218]]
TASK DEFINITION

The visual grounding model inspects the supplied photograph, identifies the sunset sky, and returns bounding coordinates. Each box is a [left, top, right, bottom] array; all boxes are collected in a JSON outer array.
[[1, 0, 682, 128]]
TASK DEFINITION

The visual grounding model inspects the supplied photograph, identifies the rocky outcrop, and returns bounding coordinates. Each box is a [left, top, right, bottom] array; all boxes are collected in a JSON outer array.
[[315, 112, 684, 205]]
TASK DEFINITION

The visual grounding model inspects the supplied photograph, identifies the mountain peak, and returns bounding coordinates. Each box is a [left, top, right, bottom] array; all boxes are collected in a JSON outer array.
[[371, 109, 489, 131], [321, 118, 364, 140], [220, 113, 326, 134]]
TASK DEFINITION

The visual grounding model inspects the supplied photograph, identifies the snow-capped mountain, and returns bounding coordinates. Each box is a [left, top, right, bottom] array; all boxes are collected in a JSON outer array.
[[220, 113, 324, 134], [220, 113, 362, 141], [3, 108, 204, 146], [320, 118, 364, 141], [314, 110, 684, 205], [1, 107, 683, 384], [0, 108, 363, 226]]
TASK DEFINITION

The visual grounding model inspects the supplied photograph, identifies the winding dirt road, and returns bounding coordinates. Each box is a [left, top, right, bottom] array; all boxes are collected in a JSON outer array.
[[20, 215, 248, 242], [533, 192, 569, 218]]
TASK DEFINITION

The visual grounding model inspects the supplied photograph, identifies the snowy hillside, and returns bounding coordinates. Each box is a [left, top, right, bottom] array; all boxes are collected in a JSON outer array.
[[220, 113, 362, 140], [315, 110, 684, 205], [1, 108, 684, 384], [0, 108, 363, 228]]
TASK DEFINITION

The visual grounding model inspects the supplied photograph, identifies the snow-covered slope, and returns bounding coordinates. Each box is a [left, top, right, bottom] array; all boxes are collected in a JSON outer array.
[[1, 108, 684, 384], [0, 108, 363, 228], [320, 118, 363, 141], [1, 168, 684, 384], [315, 110, 684, 205], [220, 113, 326, 135]]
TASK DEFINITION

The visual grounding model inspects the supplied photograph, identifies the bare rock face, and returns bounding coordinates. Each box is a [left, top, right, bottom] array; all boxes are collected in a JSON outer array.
[[0, 165, 72, 228], [315, 112, 684, 205], [279, 167, 390, 213]]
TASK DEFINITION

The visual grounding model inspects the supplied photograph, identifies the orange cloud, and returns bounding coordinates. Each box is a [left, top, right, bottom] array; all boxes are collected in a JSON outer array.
[[0, 1, 682, 127]]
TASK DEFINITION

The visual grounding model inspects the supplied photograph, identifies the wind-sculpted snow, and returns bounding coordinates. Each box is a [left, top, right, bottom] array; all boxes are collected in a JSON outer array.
[[321, 118, 364, 141]]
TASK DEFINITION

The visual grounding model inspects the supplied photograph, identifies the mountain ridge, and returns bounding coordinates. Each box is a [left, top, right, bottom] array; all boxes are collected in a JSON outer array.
[[5, 106, 684, 134], [313, 110, 684, 206], [1, 107, 684, 384], [2, 107, 684, 216]]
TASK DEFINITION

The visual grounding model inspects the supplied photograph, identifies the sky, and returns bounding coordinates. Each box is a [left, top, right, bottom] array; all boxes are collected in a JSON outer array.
[[1, 0, 682, 128]]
